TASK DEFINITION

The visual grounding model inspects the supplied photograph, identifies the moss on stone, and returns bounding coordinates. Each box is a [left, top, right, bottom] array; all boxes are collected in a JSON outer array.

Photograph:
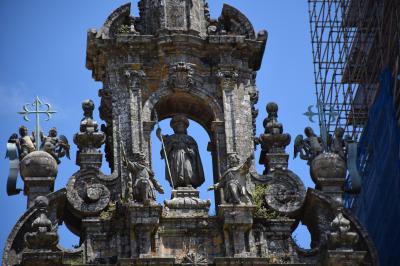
[[253, 184, 281, 219]]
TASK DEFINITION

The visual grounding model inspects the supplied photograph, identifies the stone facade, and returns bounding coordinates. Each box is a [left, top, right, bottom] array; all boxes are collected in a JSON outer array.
[[3, 1, 378, 265]]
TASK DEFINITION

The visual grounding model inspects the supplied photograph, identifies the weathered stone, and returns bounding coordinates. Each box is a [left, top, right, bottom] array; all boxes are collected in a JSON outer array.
[[3, 1, 379, 266]]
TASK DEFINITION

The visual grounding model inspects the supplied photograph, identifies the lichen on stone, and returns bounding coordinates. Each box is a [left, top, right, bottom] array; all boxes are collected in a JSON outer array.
[[99, 201, 116, 220]]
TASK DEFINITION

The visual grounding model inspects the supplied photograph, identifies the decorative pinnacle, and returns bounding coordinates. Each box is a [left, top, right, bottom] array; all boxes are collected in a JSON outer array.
[[18, 96, 57, 150]]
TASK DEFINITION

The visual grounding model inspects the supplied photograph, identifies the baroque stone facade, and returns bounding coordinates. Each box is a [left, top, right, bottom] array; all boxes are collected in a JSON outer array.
[[3, 1, 378, 265]]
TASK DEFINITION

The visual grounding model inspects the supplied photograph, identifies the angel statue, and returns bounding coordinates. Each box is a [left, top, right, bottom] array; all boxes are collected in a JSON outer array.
[[208, 153, 254, 205], [8, 125, 36, 160], [294, 127, 323, 164], [122, 149, 164, 205], [41, 127, 70, 164]]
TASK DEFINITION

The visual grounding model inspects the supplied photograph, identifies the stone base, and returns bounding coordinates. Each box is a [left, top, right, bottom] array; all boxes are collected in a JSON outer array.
[[118, 257, 175, 266], [164, 187, 210, 218], [218, 204, 255, 225], [322, 250, 366, 266], [22, 250, 63, 266], [214, 257, 310, 265]]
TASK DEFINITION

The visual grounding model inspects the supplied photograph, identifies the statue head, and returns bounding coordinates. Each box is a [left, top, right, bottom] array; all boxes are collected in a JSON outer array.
[[304, 127, 315, 138], [133, 152, 147, 165], [228, 153, 241, 168], [335, 127, 345, 139], [170, 115, 189, 134], [49, 127, 57, 137], [82, 99, 95, 118], [19, 126, 28, 137]]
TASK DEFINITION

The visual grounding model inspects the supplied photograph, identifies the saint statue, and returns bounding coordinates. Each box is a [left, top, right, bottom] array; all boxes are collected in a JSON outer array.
[[122, 151, 164, 205], [156, 115, 205, 189]]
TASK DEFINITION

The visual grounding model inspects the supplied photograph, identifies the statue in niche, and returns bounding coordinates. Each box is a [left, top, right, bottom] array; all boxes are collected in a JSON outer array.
[[156, 115, 205, 189], [294, 127, 323, 164], [122, 151, 164, 205], [208, 153, 253, 205], [41, 127, 70, 164]]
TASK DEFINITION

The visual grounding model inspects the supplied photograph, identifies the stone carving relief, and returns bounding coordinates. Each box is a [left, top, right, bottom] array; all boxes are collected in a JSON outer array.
[[168, 62, 195, 91]]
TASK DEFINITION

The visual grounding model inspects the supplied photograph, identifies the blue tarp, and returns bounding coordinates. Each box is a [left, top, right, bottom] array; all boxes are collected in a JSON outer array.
[[353, 68, 400, 266]]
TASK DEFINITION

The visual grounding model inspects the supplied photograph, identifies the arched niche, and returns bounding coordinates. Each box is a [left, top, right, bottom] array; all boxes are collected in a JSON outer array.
[[142, 89, 226, 205]]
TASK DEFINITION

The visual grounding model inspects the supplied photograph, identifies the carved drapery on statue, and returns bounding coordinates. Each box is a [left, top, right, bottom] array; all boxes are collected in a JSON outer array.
[[158, 115, 205, 189]]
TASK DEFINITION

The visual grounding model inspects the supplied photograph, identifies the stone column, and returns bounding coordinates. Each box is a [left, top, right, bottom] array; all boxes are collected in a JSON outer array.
[[82, 218, 107, 263], [124, 66, 146, 154], [217, 69, 239, 154], [218, 204, 255, 257]]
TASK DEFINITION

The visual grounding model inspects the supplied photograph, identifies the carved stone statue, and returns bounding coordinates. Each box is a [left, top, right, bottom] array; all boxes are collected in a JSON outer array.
[[208, 154, 253, 205], [123, 151, 164, 205], [41, 127, 70, 164], [10, 126, 36, 160], [330, 127, 346, 160], [156, 115, 205, 189], [294, 127, 323, 164]]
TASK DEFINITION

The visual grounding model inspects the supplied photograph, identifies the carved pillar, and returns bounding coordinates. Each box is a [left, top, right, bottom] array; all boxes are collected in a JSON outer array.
[[128, 204, 162, 258], [217, 69, 239, 154], [211, 121, 227, 205], [82, 218, 107, 263], [218, 205, 255, 257], [142, 121, 156, 168], [124, 66, 146, 154]]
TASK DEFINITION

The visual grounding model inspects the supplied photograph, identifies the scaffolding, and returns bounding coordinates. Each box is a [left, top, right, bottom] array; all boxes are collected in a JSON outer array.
[[308, 0, 400, 140]]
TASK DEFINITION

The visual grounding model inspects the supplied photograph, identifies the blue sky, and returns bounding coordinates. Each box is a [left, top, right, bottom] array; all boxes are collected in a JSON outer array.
[[0, 0, 318, 254]]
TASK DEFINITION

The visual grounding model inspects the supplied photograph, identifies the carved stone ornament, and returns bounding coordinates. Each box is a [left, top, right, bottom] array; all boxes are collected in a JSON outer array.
[[216, 69, 239, 90], [168, 62, 195, 91], [123, 68, 146, 90], [24, 196, 59, 250], [66, 170, 111, 217], [264, 169, 306, 217], [328, 210, 359, 250]]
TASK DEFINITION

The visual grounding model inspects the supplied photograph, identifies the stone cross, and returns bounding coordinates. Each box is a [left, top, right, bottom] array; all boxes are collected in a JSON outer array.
[[18, 96, 56, 150]]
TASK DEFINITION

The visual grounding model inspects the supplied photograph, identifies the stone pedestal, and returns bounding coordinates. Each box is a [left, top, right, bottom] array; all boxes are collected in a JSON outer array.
[[264, 219, 295, 260], [82, 218, 108, 263], [24, 176, 55, 208], [218, 204, 255, 257], [19, 151, 58, 208], [76, 151, 103, 169], [128, 204, 162, 257], [164, 187, 210, 218]]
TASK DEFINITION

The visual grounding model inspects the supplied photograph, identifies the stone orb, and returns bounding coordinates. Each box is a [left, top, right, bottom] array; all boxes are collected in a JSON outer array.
[[311, 152, 346, 182], [20, 151, 58, 178]]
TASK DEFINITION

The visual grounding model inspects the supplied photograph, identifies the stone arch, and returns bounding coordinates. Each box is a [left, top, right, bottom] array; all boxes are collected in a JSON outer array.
[[142, 87, 226, 205], [142, 87, 224, 132]]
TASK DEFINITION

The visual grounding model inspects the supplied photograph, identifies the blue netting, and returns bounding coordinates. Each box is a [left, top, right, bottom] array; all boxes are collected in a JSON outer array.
[[353, 68, 400, 266]]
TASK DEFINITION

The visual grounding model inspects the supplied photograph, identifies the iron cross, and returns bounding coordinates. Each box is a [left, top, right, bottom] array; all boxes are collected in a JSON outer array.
[[18, 96, 57, 150]]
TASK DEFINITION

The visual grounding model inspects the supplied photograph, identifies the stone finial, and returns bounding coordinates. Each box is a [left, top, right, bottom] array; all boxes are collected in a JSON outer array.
[[258, 102, 291, 173], [24, 196, 59, 250], [73, 100, 106, 168], [327, 210, 359, 250]]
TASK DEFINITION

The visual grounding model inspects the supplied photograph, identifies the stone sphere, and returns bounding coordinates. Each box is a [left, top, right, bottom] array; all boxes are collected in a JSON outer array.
[[20, 151, 58, 178], [311, 153, 346, 182]]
